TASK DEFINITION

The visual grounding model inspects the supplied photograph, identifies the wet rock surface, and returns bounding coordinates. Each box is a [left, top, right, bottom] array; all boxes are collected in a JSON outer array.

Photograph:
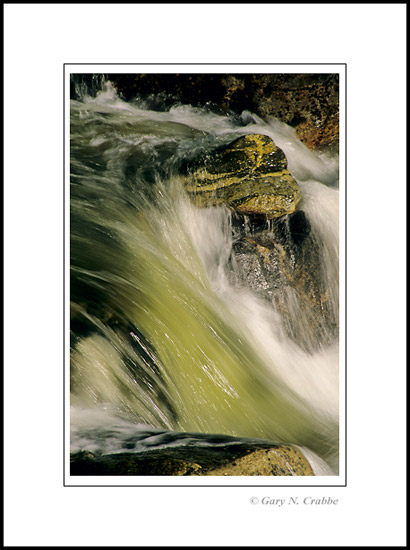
[[71, 73, 339, 152], [70, 441, 314, 476], [230, 210, 337, 351], [181, 134, 301, 219]]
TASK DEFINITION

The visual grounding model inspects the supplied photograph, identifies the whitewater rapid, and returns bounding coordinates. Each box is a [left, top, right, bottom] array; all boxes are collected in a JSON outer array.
[[69, 82, 341, 473]]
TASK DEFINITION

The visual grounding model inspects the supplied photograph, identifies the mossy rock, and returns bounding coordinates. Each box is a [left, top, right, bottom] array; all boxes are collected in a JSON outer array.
[[181, 134, 301, 219], [70, 442, 314, 476]]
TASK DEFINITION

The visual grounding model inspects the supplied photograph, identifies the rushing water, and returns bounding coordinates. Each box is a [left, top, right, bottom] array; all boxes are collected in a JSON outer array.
[[70, 81, 340, 474]]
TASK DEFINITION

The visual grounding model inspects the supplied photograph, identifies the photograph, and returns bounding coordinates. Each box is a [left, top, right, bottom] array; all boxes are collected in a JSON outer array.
[[68, 69, 343, 482], [4, 4, 406, 547]]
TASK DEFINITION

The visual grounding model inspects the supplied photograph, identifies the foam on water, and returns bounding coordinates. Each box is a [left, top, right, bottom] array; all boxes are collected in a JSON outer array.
[[175, 191, 339, 422]]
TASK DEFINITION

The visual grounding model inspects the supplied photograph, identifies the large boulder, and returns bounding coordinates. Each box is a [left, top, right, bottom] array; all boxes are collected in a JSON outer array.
[[70, 441, 314, 476], [181, 134, 301, 219]]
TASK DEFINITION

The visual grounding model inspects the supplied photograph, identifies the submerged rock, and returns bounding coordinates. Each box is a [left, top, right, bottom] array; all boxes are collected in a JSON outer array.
[[70, 441, 314, 476], [181, 134, 301, 219]]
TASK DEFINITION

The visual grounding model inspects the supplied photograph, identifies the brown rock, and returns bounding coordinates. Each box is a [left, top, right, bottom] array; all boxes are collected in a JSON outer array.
[[72, 73, 339, 152], [70, 442, 314, 476]]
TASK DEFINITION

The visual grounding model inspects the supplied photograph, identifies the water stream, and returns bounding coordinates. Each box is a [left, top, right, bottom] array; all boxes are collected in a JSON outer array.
[[70, 81, 340, 474]]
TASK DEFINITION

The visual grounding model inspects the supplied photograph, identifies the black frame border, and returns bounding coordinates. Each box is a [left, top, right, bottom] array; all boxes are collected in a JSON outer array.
[[63, 62, 347, 488]]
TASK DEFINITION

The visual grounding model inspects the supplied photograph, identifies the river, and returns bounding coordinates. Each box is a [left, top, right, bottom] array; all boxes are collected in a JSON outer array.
[[69, 79, 340, 475]]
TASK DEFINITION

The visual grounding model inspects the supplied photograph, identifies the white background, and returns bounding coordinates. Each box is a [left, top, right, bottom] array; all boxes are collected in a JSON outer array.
[[4, 3, 406, 547]]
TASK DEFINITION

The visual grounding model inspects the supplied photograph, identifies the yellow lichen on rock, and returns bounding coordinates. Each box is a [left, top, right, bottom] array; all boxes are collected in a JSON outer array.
[[181, 134, 301, 219]]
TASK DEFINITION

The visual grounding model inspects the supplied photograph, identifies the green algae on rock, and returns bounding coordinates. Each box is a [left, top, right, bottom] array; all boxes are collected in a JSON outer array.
[[181, 134, 301, 219], [70, 442, 314, 476]]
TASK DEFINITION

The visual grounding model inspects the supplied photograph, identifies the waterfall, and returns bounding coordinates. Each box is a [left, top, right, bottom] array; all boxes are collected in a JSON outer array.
[[70, 81, 340, 473]]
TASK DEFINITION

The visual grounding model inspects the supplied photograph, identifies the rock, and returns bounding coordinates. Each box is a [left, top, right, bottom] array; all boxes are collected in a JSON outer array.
[[294, 113, 339, 153], [70, 441, 314, 476], [250, 74, 339, 153], [230, 211, 337, 351], [79, 73, 339, 152], [181, 134, 301, 219]]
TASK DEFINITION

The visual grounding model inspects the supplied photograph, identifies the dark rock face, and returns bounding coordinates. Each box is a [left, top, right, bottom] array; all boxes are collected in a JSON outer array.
[[99, 73, 339, 152], [181, 134, 301, 218], [70, 441, 314, 476], [248, 74, 339, 152], [70, 73, 339, 152], [230, 211, 337, 351]]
